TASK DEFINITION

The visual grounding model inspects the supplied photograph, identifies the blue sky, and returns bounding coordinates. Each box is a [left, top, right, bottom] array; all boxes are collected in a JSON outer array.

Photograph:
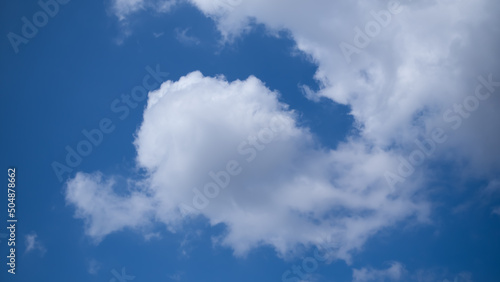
[[1, 0, 500, 281]]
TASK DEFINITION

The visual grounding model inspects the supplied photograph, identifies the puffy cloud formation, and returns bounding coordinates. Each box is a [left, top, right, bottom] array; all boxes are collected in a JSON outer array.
[[66, 72, 427, 259], [74, 0, 500, 260], [66, 172, 154, 241]]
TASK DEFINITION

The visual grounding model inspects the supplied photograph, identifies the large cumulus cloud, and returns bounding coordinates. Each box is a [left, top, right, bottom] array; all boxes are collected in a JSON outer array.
[[66, 72, 428, 260]]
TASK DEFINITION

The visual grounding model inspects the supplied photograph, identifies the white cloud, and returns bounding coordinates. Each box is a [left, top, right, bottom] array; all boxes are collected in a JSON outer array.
[[112, 0, 176, 21], [87, 259, 101, 275], [65, 173, 155, 242], [175, 28, 201, 45], [24, 233, 46, 255], [66, 72, 429, 260], [25, 234, 36, 251], [353, 262, 405, 282], [112, 0, 146, 21]]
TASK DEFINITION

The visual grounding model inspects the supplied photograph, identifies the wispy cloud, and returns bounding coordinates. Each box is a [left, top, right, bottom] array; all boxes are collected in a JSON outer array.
[[112, 0, 176, 21], [168, 271, 183, 281], [144, 232, 162, 241], [153, 32, 164, 38], [25, 233, 46, 256], [175, 28, 200, 46], [88, 259, 101, 275], [353, 262, 405, 282]]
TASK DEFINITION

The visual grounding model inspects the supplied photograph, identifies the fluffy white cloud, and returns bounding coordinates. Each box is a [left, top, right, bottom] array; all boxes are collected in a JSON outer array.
[[66, 72, 428, 259], [65, 172, 154, 241], [112, 0, 144, 20]]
